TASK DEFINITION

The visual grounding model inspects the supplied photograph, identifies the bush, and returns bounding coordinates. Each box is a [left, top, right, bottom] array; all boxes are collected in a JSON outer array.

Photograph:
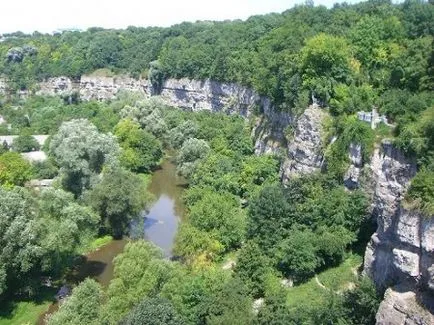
[[32, 160, 58, 179], [406, 170, 434, 215], [122, 297, 183, 325], [12, 134, 40, 152], [0, 151, 33, 187]]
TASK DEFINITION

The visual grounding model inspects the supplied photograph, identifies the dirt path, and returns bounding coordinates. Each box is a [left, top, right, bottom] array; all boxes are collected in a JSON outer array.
[[315, 275, 328, 290]]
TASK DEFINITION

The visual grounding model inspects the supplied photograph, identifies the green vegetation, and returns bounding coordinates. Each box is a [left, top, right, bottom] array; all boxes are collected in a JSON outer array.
[[86, 235, 113, 252], [122, 297, 184, 325], [0, 1, 432, 324], [406, 169, 434, 215], [48, 279, 103, 325], [114, 119, 163, 173], [87, 168, 151, 238], [0, 287, 55, 325], [11, 134, 40, 152], [0, 151, 33, 187]]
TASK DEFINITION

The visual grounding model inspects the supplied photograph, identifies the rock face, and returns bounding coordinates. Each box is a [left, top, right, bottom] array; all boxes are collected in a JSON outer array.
[[37, 77, 74, 96], [362, 141, 434, 323], [158, 78, 292, 154], [376, 285, 434, 325], [344, 143, 363, 190], [280, 105, 327, 181], [31, 75, 291, 154], [80, 75, 149, 101]]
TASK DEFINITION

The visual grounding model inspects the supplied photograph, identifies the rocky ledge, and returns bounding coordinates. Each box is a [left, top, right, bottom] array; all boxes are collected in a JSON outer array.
[[18, 75, 292, 154], [280, 105, 327, 181]]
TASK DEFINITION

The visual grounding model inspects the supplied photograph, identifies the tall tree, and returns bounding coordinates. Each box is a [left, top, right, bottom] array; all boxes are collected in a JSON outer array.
[[49, 119, 119, 196]]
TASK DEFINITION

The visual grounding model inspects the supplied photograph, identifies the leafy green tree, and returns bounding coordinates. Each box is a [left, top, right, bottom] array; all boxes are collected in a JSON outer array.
[[160, 268, 229, 325], [48, 278, 103, 325], [300, 33, 355, 104], [255, 289, 298, 325], [122, 297, 184, 325], [0, 151, 33, 187], [315, 226, 355, 266], [395, 106, 433, 168], [37, 188, 100, 272], [176, 138, 210, 179], [87, 168, 150, 238], [49, 119, 119, 196], [114, 119, 163, 173], [32, 159, 59, 179], [329, 83, 378, 115], [205, 278, 254, 325], [191, 153, 240, 195], [0, 187, 41, 298], [234, 241, 274, 297], [188, 191, 245, 250], [277, 228, 319, 281], [148, 60, 164, 94], [239, 155, 280, 198], [406, 169, 434, 215], [168, 120, 198, 149], [0, 141, 9, 154], [120, 97, 168, 138], [342, 276, 380, 325], [174, 224, 224, 265], [247, 184, 302, 252], [11, 134, 40, 152], [102, 241, 176, 324]]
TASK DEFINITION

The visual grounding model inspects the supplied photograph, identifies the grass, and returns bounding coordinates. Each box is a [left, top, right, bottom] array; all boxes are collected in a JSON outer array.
[[286, 274, 327, 310], [86, 68, 115, 78], [317, 253, 362, 290], [0, 287, 56, 325], [286, 253, 362, 311], [87, 235, 113, 251], [78, 235, 113, 255]]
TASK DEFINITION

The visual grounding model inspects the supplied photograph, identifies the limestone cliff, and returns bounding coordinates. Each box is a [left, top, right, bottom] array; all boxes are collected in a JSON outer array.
[[280, 105, 327, 182], [362, 141, 434, 324], [33, 75, 291, 154]]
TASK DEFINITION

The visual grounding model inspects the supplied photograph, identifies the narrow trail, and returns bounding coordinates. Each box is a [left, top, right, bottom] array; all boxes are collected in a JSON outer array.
[[315, 275, 328, 290]]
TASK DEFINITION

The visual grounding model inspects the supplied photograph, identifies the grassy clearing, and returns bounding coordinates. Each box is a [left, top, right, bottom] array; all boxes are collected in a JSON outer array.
[[286, 253, 362, 311], [0, 288, 55, 325], [86, 235, 114, 252], [317, 253, 362, 291], [78, 235, 113, 255]]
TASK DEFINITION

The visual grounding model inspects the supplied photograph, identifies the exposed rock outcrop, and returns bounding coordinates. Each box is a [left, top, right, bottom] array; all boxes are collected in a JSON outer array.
[[80, 75, 149, 101], [362, 140, 434, 323], [37, 77, 74, 96], [344, 143, 363, 190], [33, 76, 292, 154], [376, 285, 434, 325], [280, 105, 327, 181]]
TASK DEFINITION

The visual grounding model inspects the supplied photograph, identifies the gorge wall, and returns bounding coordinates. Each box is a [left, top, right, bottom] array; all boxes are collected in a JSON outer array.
[[363, 142, 434, 324], [31, 75, 292, 154], [1, 75, 433, 323]]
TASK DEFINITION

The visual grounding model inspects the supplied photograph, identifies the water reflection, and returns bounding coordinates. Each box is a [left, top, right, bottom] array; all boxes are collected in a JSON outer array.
[[143, 157, 187, 256]]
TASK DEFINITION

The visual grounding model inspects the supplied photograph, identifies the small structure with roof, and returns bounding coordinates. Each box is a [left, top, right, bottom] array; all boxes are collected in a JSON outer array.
[[357, 108, 389, 129]]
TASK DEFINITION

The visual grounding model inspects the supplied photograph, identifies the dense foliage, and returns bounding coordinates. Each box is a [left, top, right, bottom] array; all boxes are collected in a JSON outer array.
[[1, 0, 432, 323]]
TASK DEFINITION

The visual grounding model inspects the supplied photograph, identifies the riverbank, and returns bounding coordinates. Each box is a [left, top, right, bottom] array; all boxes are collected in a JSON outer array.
[[0, 156, 186, 325], [0, 236, 119, 325]]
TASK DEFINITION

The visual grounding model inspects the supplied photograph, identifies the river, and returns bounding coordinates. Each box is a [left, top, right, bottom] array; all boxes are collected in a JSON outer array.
[[38, 156, 185, 324]]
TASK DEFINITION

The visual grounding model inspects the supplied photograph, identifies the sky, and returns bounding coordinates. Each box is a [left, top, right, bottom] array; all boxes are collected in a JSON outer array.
[[0, 0, 362, 34]]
